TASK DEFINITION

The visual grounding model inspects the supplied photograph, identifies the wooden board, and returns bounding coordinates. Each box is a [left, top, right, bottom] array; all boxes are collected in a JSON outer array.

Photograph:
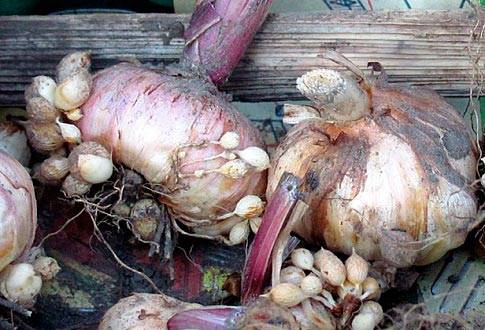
[[0, 10, 483, 106]]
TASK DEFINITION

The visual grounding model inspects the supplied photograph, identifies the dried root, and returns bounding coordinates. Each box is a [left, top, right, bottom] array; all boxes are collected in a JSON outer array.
[[67, 166, 176, 290], [383, 303, 476, 330]]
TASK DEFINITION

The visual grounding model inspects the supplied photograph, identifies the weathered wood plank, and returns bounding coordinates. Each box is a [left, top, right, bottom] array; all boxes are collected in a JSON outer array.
[[0, 10, 483, 105]]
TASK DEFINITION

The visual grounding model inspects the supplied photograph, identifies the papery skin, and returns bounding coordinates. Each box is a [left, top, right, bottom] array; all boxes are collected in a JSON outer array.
[[268, 85, 477, 267], [79, 64, 266, 222], [0, 151, 37, 271], [167, 306, 244, 329], [98, 293, 200, 330], [0, 122, 31, 166]]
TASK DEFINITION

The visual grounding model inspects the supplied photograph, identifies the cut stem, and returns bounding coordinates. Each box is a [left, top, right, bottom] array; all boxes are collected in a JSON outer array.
[[296, 68, 370, 122], [271, 200, 308, 287], [241, 172, 301, 304], [182, 0, 273, 85]]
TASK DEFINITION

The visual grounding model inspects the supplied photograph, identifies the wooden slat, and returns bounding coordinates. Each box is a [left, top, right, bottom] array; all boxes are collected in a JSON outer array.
[[0, 10, 483, 105]]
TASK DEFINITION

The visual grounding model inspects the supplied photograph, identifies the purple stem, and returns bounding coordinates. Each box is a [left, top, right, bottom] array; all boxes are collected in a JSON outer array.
[[167, 306, 245, 330], [182, 0, 273, 85], [241, 172, 301, 304]]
